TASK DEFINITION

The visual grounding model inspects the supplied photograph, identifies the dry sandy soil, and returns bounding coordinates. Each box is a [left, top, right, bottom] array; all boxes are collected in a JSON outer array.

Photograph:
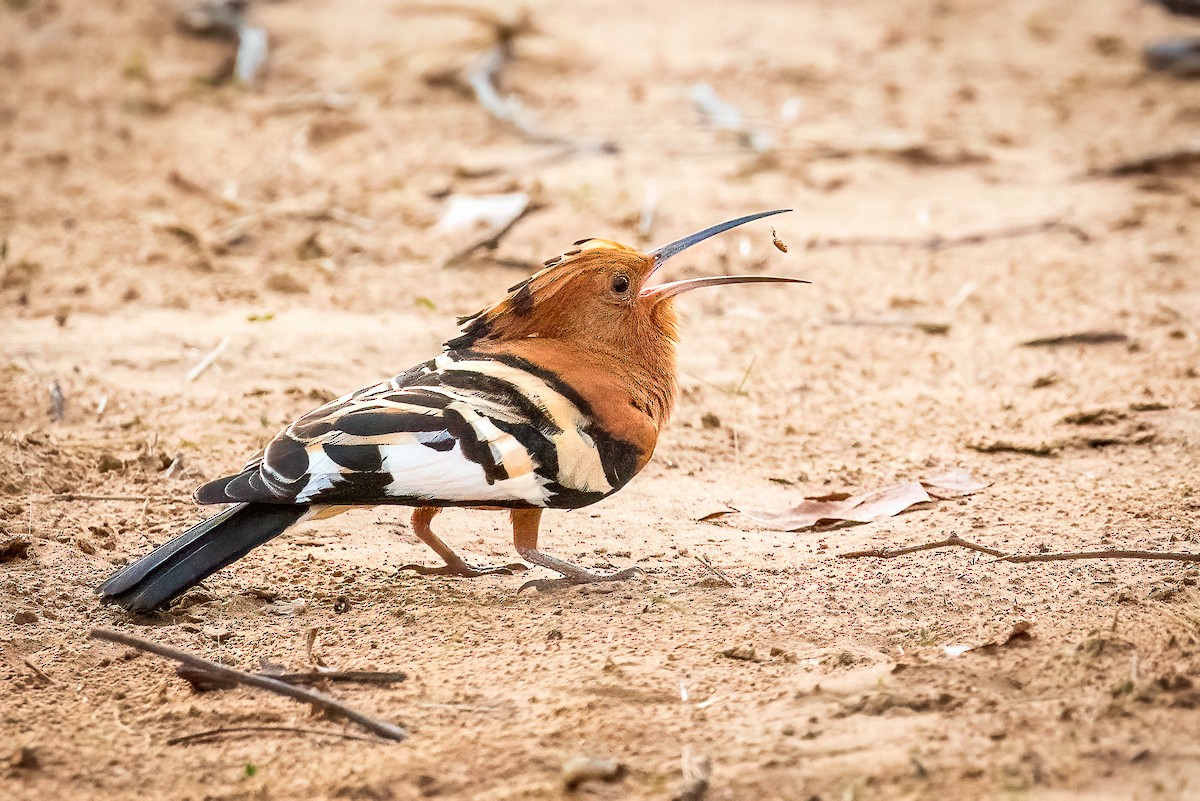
[[3, 1, 1200, 799]]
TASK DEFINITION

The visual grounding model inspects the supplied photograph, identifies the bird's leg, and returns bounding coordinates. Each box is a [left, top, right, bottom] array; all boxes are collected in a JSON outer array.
[[398, 506, 527, 577], [510, 508, 643, 592]]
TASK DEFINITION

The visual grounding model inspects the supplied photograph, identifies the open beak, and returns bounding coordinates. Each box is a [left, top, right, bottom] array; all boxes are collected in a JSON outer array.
[[640, 209, 805, 301], [640, 274, 809, 301], [646, 208, 792, 281]]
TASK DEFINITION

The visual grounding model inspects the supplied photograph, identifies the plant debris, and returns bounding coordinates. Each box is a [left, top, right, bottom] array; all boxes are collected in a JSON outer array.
[[1088, 143, 1200, 177], [90, 628, 407, 742], [736, 469, 990, 532], [1020, 330, 1128, 347], [967, 439, 1063, 457]]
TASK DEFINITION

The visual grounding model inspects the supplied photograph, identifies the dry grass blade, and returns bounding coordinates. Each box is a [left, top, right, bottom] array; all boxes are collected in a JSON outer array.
[[176, 663, 407, 689], [1087, 144, 1200, 177], [695, 555, 736, 587], [33, 494, 193, 504], [995, 549, 1200, 564], [89, 629, 408, 742], [1019, 330, 1127, 347], [167, 725, 385, 746], [185, 336, 230, 382]]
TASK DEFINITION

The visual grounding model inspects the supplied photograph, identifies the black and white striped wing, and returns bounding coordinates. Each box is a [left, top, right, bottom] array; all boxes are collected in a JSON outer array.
[[195, 352, 630, 509]]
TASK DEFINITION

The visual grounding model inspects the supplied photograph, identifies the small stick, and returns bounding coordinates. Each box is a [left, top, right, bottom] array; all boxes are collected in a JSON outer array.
[[839, 534, 1008, 559], [167, 725, 383, 746], [695, 555, 736, 587], [995, 550, 1200, 564], [89, 628, 407, 742], [1086, 145, 1200, 177], [22, 657, 54, 685], [840, 536, 1200, 564], [176, 663, 407, 688], [467, 44, 574, 148], [1020, 331, 1127, 348], [805, 218, 1089, 252], [186, 337, 231, 382], [31, 494, 193, 504]]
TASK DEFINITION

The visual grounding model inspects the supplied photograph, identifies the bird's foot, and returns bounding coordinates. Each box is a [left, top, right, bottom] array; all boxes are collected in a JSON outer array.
[[398, 558, 527, 578], [515, 547, 643, 592]]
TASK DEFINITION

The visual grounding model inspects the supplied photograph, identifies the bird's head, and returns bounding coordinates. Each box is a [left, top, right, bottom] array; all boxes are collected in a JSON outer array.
[[446, 209, 806, 352]]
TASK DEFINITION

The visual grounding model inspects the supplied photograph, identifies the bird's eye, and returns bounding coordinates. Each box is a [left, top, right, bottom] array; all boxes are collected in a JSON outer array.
[[611, 274, 630, 294]]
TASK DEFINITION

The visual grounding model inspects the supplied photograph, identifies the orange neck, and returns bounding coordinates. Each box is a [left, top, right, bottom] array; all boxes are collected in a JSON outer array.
[[469, 298, 679, 453]]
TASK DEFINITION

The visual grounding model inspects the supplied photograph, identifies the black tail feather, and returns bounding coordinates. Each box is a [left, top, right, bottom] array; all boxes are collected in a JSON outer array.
[[98, 502, 308, 613]]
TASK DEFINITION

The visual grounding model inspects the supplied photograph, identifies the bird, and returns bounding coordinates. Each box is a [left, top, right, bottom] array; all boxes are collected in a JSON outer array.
[[98, 209, 807, 613]]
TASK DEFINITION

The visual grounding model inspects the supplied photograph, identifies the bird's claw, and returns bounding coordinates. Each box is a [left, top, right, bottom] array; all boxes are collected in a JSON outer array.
[[398, 561, 528, 578], [517, 566, 643, 593]]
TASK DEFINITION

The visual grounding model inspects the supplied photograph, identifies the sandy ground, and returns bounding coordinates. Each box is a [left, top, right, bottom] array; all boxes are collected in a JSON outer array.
[[3, 1, 1200, 798]]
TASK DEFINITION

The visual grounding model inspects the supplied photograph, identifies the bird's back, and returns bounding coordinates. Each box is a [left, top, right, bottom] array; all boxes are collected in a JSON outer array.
[[194, 347, 649, 511]]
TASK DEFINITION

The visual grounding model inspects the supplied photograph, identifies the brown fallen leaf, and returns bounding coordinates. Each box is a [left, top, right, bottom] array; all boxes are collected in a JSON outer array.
[[737, 469, 990, 532], [738, 481, 933, 531]]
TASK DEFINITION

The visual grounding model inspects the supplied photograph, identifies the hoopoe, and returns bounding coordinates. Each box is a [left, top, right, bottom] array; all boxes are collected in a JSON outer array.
[[99, 209, 806, 612]]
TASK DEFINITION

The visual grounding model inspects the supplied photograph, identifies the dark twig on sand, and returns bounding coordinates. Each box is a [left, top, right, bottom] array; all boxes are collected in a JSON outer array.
[[167, 725, 384, 746], [1019, 331, 1128, 348], [840, 536, 1200, 564], [694, 555, 736, 587], [805, 218, 1090, 252], [175, 663, 407, 689], [995, 549, 1200, 564], [34, 494, 193, 504], [838, 534, 1008, 560], [1087, 145, 1200, 177], [89, 628, 407, 742]]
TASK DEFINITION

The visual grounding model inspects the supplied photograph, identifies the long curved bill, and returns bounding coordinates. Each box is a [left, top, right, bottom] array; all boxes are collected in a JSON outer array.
[[646, 209, 791, 277], [640, 274, 810, 301]]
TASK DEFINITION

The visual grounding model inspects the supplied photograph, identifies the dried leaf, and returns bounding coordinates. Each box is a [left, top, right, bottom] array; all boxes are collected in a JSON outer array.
[[920, 468, 992, 500], [737, 469, 990, 532], [740, 481, 932, 531]]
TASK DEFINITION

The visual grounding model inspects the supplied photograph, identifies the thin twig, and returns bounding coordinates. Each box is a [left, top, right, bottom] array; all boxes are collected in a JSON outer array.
[[840, 536, 1200, 564], [839, 534, 1008, 559], [695, 555, 736, 587], [31, 494, 193, 504], [463, 19, 614, 154], [89, 628, 407, 742], [185, 336, 231, 382], [175, 663, 407, 689], [22, 657, 54, 685], [167, 724, 384, 746], [1086, 144, 1200, 178], [995, 550, 1200, 564], [805, 218, 1089, 252]]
